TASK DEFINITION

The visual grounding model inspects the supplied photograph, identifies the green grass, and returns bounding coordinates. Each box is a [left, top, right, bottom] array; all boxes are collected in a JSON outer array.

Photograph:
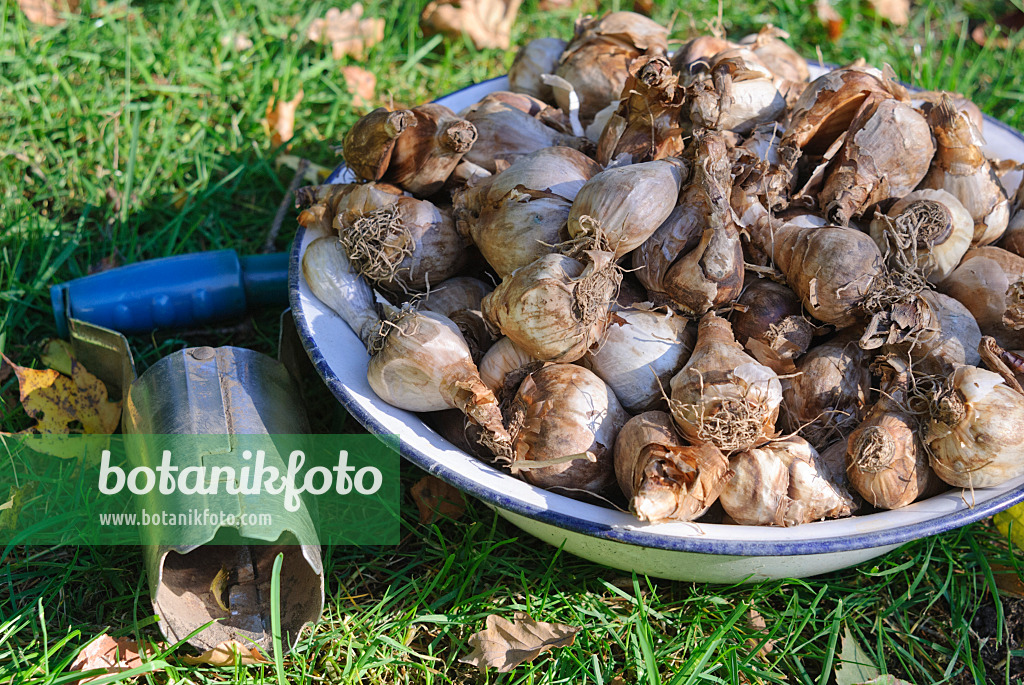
[[3, 0, 1024, 683]]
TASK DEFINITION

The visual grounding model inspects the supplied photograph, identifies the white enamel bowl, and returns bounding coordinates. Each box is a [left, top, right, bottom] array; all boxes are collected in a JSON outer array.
[[290, 71, 1024, 583]]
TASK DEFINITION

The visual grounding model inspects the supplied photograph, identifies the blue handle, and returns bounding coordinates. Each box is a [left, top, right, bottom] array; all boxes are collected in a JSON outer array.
[[51, 250, 289, 337]]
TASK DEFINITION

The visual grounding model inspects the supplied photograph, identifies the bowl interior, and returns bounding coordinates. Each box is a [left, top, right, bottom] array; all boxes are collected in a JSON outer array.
[[289, 70, 1024, 556]]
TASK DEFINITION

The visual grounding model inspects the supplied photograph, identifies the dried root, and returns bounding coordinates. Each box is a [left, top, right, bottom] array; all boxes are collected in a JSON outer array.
[[340, 204, 414, 286]]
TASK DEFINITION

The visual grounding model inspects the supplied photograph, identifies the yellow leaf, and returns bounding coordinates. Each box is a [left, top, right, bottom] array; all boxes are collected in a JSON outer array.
[[994, 503, 1024, 549], [3, 354, 121, 443], [40, 339, 74, 376], [180, 640, 269, 666]]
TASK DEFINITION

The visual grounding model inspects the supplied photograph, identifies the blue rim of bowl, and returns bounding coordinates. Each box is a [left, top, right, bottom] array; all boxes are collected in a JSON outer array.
[[289, 74, 1024, 557]]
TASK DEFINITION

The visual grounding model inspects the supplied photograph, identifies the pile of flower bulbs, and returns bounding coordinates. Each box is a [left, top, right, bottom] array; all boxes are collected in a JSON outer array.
[[300, 11, 1024, 526]]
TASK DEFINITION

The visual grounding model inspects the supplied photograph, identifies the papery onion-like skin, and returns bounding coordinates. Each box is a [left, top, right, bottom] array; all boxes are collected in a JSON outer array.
[[568, 158, 686, 258], [420, 276, 495, 363], [721, 437, 854, 526], [340, 196, 466, 293], [453, 146, 601, 277], [343, 108, 417, 182], [478, 336, 540, 396], [511, 364, 628, 498], [739, 25, 809, 84], [688, 48, 786, 135], [301, 236, 380, 347], [509, 37, 568, 103], [940, 246, 1024, 349], [596, 54, 685, 165], [482, 252, 619, 363], [747, 215, 884, 327], [926, 365, 1024, 488], [868, 189, 973, 284], [583, 305, 695, 413], [669, 313, 783, 453], [614, 411, 732, 522], [921, 97, 1010, 246], [385, 103, 477, 197], [555, 11, 670, 124], [671, 35, 737, 84], [368, 309, 511, 459], [461, 92, 587, 172], [819, 98, 935, 225], [845, 364, 935, 510], [732, 278, 813, 370], [782, 332, 871, 449]]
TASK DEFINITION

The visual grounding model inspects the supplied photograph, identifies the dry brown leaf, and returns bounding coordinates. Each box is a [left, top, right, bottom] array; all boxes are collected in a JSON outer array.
[[460, 612, 581, 672], [855, 678, 914, 685], [70, 636, 149, 684], [420, 0, 523, 51], [180, 640, 270, 666], [219, 30, 254, 51], [744, 608, 776, 658], [972, 10, 1024, 49], [411, 475, 466, 524], [18, 0, 79, 27], [866, 0, 909, 26], [632, 0, 654, 15], [814, 0, 844, 41], [3, 354, 120, 437], [262, 85, 304, 149], [307, 4, 384, 60], [0, 482, 36, 532], [341, 65, 377, 109], [991, 563, 1024, 598]]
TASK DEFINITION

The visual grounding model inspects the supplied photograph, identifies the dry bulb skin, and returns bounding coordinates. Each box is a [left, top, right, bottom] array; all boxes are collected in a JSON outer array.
[[921, 96, 1010, 246], [342, 108, 418, 182], [819, 97, 935, 225], [688, 48, 787, 135], [738, 25, 810, 84], [940, 246, 1024, 349], [509, 37, 568, 103], [583, 304, 696, 413], [745, 205, 884, 327], [419, 276, 495, 363], [782, 332, 871, 449], [669, 313, 783, 454], [567, 157, 686, 258], [453, 146, 601, 277], [595, 54, 685, 165], [384, 103, 478, 197], [478, 336, 540, 396], [845, 361, 935, 510], [925, 365, 1024, 488], [721, 436, 854, 526], [339, 196, 467, 293], [481, 250, 621, 363], [671, 35, 738, 84], [510, 363, 629, 499], [613, 411, 732, 522], [661, 133, 744, 315], [301, 236, 381, 347], [368, 307, 512, 461], [555, 11, 670, 124], [732, 278, 814, 371], [461, 92, 589, 172], [868, 189, 973, 284]]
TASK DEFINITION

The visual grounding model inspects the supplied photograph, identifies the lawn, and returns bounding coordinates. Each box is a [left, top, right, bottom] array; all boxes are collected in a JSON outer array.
[[3, 0, 1024, 683]]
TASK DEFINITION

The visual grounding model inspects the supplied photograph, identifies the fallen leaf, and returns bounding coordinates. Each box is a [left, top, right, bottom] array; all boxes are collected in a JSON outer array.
[[40, 339, 74, 377], [0, 482, 36, 532], [411, 475, 466, 524], [834, 627, 881, 685], [814, 0, 844, 41], [0, 357, 11, 384], [342, 65, 376, 109], [3, 355, 120, 437], [990, 563, 1024, 599], [744, 608, 776, 658], [219, 30, 254, 51], [180, 640, 269, 666], [88, 254, 120, 275], [631, 0, 654, 15], [262, 84, 304, 149], [420, 0, 523, 51], [70, 635, 149, 684], [866, 0, 909, 26], [18, 0, 79, 27], [538, 0, 573, 9], [307, 4, 384, 60], [210, 566, 232, 612], [460, 612, 581, 672], [994, 502, 1024, 550]]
